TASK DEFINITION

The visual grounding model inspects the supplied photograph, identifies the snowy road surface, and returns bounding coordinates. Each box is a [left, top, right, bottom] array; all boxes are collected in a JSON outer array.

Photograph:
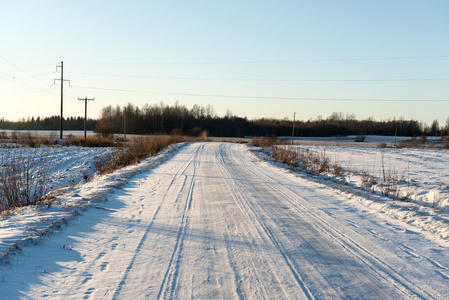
[[2, 142, 449, 299]]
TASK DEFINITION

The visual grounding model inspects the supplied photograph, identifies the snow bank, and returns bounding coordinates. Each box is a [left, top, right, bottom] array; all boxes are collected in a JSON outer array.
[[0, 143, 186, 260], [253, 144, 449, 245]]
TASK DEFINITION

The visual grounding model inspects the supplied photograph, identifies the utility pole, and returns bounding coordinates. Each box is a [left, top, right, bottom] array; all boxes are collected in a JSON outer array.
[[291, 112, 296, 146], [78, 96, 95, 140], [54, 61, 70, 139]]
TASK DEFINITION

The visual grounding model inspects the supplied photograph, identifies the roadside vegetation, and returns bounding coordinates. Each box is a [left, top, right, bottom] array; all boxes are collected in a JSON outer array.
[[270, 145, 344, 178], [263, 143, 446, 206], [0, 132, 206, 213], [0, 147, 54, 211], [251, 136, 286, 148], [93, 135, 203, 174]]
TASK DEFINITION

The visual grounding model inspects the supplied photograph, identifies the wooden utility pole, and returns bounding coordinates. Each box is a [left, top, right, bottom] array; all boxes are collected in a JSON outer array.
[[54, 61, 70, 139], [78, 96, 95, 140]]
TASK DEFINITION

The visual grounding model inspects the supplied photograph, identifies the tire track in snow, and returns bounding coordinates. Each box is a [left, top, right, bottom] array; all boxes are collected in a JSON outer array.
[[214, 143, 311, 299], [11, 142, 448, 299], [215, 144, 313, 299], [269, 186, 433, 299], [236, 144, 440, 299], [175, 144, 244, 299], [156, 143, 203, 299], [217, 143, 438, 299], [215, 146, 279, 299], [110, 143, 203, 299]]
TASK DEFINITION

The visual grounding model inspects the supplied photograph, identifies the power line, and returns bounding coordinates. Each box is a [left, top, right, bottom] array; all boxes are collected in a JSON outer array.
[[0, 58, 58, 97], [0, 55, 54, 87], [0, 85, 59, 99], [66, 72, 449, 82], [68, 55, 449, 65], [71, 85, 449, 102]]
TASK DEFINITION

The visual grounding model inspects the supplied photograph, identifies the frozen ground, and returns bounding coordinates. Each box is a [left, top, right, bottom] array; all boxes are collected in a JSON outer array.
[[1, 142, 449, 299], [297, 144, 449, 197], [0, 145, 115, 255], [275, 144, 449, 241]]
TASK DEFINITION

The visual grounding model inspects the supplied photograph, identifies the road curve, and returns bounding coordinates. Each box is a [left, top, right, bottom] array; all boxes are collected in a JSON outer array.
[[9, 142, 449, 299]]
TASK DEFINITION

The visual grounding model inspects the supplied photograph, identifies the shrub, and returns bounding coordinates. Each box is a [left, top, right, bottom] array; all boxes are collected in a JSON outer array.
[[0, 147, 55, 211], [170, 128, 184, 136], [95, 124, 115, 138], [271, 146, 341, 175], [63, 136, 118, 147], [94, 136, 189, 174], [252, 136, 283, 148]]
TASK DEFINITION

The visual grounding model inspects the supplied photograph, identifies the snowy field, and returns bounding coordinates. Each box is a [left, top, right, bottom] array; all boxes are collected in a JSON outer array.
[[0, 145, 116, 255], [276, 144, 449, 240], [1, 141, 449, 298], [296, 144, 449, 205]]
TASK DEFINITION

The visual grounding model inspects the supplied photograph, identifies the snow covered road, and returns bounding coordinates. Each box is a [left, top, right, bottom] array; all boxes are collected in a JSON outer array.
[[2, 142, 449, 299]]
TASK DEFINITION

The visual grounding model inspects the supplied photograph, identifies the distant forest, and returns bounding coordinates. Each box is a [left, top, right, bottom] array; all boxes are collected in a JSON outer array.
[[1, 103, 447, 138], [0, 116, 97, 131], [95, 103, 444, 137]]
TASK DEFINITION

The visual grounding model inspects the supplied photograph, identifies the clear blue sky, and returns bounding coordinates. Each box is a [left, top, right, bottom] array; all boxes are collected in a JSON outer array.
[[1, 1, 448, 126]]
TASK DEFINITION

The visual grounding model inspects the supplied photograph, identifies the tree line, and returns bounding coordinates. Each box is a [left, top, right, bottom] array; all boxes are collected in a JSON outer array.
[[95, 103, 447, 138], [0, 116, 97, 131], [1, 103, 448, 137]]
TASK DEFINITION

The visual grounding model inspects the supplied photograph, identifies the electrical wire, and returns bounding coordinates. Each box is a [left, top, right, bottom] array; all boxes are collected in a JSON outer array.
[[65, 72, 449, 82], [0, 56, 54, 87], [70, 85, 449, 102], [68, 55, 449, 65]]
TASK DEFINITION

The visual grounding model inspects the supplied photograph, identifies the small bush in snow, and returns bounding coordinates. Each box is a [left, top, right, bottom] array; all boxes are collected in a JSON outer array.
[[271, 146, 342, 176], [0, 147, 55, 211], [252, 136, 284, 149], [94, 136, 194, 174]]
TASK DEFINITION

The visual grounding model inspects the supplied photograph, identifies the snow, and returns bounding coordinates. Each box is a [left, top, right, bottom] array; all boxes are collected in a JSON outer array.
[[293, 135, 411, 143], [272, 144, 449, 242], [1, 141, 449, 298]]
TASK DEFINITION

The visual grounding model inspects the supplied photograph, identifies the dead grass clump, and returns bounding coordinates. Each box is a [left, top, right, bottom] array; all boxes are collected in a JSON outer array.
[[397, 141, 420, 149], [6, 132, 58, 147], [252, 136, 283, 148], [332, 162, 344, 177], [360, 171, 378, 187], [395, 135, 449, 149], [63, 136, 118, 147], [311, 149, 330, 173], [94, 136, 188, 174], [272, 146, 300, 166], [0, 147, 55, 212], [378, 151, 415, 201], [272, 146, 342, 176]]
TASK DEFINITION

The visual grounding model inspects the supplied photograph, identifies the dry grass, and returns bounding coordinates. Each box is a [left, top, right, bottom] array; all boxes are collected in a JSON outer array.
[[270, 145, 420, 202], [8, 132, 57, 147], [94, 136, 199, 174], [63, 136, 118, 147], [0, 147, 55, 211], [0, 133, 200, 212], [397, 136, 449, 149], [271, 146, 343, 176], [1, 132, 125, 148], [251, 136, 285, 148]]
